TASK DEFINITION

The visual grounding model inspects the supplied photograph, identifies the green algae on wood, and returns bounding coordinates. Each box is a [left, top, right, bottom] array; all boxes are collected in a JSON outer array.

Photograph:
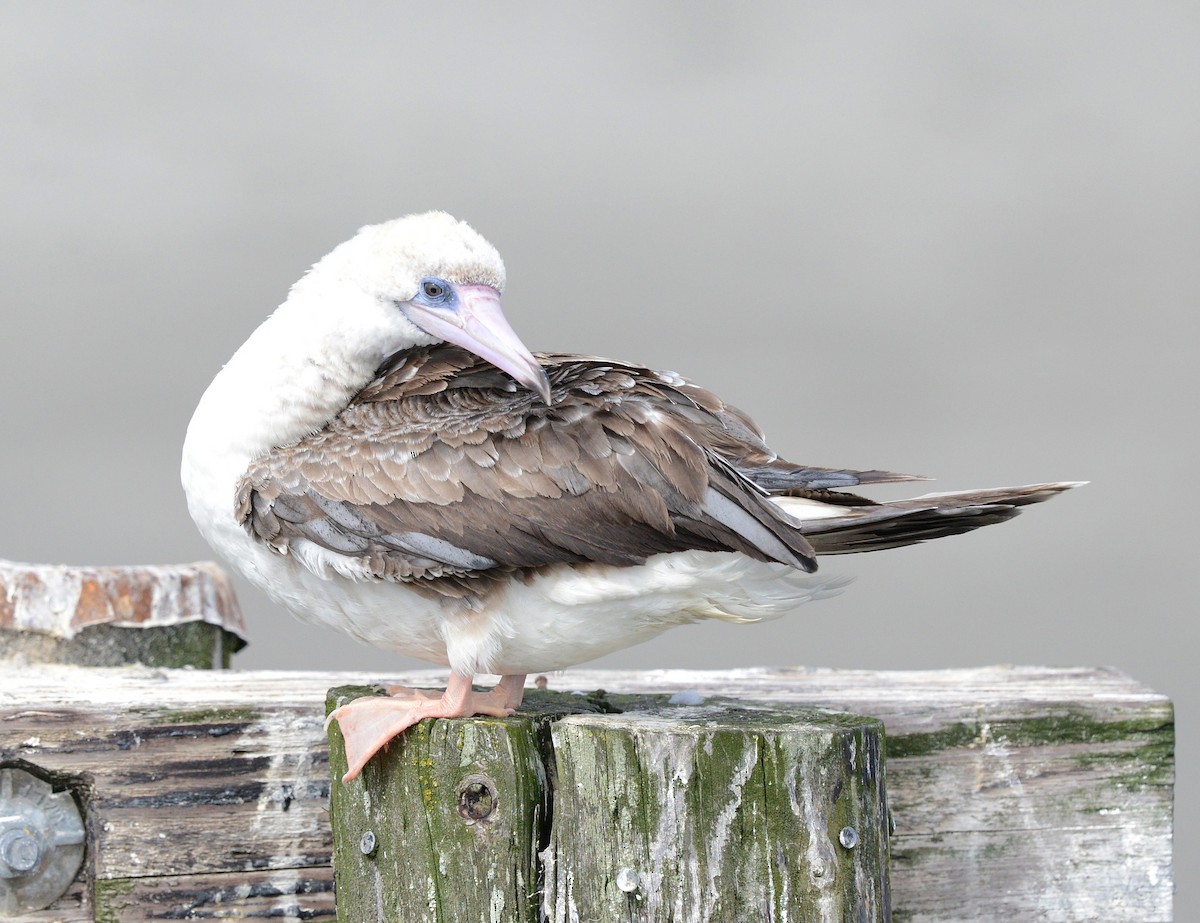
[[543, 706, 889, 923], [0, 621, 242, 669], [0, 665, 1170, 921], [327, 689, 890, 923], [0, 558, 246, 669], [93, 878, 136, 923], [326, 686, 556, 923]]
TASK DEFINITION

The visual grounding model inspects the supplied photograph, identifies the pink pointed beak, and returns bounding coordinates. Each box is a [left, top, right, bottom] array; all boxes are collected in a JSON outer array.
[[401, 283, 552, 404]]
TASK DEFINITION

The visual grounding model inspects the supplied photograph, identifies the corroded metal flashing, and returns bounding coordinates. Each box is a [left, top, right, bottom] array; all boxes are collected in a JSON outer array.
[[0, 559, 246, 644]]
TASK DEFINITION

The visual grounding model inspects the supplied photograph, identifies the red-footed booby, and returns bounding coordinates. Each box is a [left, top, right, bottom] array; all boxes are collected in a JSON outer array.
[[181, 212, 1078, 782]]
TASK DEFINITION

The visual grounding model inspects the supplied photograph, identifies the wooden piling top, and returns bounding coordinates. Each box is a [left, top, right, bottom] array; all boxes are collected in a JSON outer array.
[[0, 560, 246, 667], [0, 559, 244, 639]]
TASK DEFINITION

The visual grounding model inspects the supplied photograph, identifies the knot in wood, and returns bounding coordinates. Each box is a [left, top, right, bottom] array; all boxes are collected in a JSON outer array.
[[456, 774, 498, 824]]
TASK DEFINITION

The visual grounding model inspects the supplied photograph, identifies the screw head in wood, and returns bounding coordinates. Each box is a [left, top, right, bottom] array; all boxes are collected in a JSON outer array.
[[839, 826, 859, 849], [615, 867, 640, 893], [359, 831, 376, 857]]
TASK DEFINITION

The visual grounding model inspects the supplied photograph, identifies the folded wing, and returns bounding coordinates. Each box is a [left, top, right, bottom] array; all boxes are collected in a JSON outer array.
[[236, 346, 896, 590]]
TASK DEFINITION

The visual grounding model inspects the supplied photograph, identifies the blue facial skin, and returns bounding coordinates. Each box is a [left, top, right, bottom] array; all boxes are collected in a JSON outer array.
[[411, 277, 459, 311]]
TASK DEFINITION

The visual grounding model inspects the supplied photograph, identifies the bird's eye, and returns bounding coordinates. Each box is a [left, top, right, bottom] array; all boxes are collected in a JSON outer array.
[[422, 280, 446, 299]]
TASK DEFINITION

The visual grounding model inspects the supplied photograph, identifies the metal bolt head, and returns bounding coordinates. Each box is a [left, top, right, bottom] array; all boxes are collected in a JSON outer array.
[[839, 825, 859, 849], [0, 766, 86, 915], [615, 867, 640, 893], [0, 828, 42, 874], [359, 830, 376, 856]]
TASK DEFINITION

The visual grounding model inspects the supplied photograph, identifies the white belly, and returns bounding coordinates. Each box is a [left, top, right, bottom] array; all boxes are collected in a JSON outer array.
[[205, 515, 846, 676], [184, 444, 847, 677]]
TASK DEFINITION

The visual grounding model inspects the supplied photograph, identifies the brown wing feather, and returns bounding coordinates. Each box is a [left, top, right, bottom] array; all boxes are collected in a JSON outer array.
[[799, 483, 1078, 554], [237, 345, 901, 593]]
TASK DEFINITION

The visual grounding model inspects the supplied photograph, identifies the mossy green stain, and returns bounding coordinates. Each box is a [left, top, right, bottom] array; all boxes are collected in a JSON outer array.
[[1071, 732, 1176, 790], [321, 690, 945, 920], [886, 709, 1173, 760], [2, 622, 240, 669], [93, 878, 136, 923], [152, 705, 261, 725]]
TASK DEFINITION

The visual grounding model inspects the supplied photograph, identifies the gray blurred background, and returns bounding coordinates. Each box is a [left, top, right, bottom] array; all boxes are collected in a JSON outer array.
[[1, 1, 1194, 909]]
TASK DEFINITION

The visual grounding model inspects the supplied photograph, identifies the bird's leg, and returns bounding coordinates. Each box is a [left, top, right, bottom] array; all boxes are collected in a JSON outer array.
[[492, 673, 528, 710], [327, 673, 528, 783]]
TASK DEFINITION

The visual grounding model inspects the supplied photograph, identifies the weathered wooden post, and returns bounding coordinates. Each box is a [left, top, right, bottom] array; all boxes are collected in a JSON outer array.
[[0, 559, 246, 668], [327, 688, 890, 922], [327, 684, 555, 922], [544, 706, 889, 921]]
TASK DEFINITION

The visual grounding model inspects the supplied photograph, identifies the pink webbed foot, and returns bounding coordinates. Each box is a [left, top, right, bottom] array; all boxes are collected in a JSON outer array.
[[327, 673, 528, 783]]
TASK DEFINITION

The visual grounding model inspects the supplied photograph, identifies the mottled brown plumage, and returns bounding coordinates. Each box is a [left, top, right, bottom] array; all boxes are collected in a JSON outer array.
[[235, 344, 924, 601]]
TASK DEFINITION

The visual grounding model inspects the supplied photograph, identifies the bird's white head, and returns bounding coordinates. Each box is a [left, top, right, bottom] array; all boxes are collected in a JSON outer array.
[[184, 211, 551, 485], [286, 211, 550, 402]]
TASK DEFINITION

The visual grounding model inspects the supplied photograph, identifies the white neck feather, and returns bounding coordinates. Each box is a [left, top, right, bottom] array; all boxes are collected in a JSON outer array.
[[180, 285, 402, 519], [181, 212, 489, 537]]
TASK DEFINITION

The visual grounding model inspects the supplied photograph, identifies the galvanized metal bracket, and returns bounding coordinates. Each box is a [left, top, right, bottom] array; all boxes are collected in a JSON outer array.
[[0, 766, 86, 915]]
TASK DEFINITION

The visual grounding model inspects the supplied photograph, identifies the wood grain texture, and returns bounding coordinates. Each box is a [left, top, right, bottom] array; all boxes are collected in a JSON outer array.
[[327, 685, 552, 923], [92, 867, 335, 921], [542, 705, 889, 923], [326, 690, 890, 923], [0, 558, 246, 670], [0, 665, 1172, 922], [1, 669, 336, 921]]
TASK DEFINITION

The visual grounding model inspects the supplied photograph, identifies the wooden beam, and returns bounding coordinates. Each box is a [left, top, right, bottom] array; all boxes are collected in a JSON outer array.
[[0, 665, 1172, 921]]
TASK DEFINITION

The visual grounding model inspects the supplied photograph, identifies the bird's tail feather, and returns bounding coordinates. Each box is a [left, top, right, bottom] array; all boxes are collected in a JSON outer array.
[[777, 482, 1083, 556]]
